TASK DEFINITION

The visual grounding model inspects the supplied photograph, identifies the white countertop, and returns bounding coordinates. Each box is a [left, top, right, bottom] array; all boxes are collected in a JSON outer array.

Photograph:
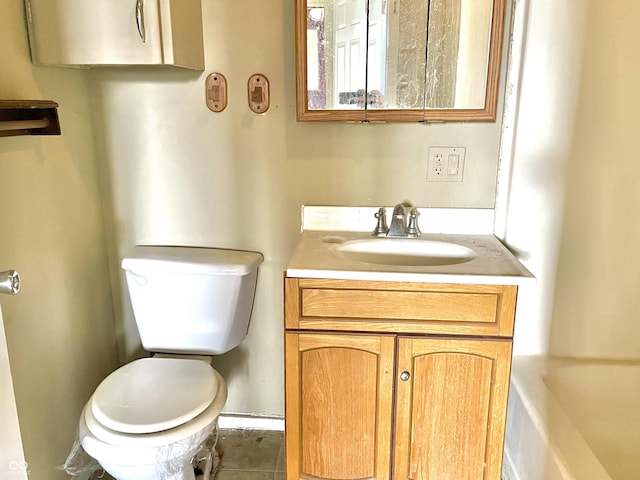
[[286, 207, 534, 286], [287, 230, 533, 285]]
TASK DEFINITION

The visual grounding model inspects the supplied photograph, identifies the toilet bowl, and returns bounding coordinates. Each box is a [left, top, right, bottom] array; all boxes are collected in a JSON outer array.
[[79, 358, 227, 480], [71, 246, 263, 480]]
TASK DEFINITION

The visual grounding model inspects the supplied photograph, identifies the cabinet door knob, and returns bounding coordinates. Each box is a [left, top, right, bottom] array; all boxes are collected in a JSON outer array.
[[400, 371, 410, 381]]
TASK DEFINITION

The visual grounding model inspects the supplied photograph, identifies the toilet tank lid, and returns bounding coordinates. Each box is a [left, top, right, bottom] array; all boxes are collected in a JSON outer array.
[[121, 246, 264, 275]]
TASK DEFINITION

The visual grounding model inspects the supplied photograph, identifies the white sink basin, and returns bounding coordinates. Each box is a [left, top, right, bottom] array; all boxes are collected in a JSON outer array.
[[329, 238, 477, 267]]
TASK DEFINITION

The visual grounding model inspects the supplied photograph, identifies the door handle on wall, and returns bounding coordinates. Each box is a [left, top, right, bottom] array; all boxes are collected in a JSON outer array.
[[135, 0, 146, 43], [0, 270, 20, 295]]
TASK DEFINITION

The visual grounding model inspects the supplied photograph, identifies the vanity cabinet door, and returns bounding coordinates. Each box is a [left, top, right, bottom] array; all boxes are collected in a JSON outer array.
[[393, 337, 512, 480], [285, 332, 395, 480]]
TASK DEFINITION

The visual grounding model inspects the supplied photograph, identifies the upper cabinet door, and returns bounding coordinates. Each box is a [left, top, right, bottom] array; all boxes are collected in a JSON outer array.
[[25, 0, 204, 69]]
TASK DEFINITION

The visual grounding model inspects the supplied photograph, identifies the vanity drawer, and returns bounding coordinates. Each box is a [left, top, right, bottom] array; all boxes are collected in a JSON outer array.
[[284, 277, 517, 337]]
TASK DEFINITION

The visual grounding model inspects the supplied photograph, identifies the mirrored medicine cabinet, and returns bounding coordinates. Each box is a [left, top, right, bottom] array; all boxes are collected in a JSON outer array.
[[295, 0, 506, 122]]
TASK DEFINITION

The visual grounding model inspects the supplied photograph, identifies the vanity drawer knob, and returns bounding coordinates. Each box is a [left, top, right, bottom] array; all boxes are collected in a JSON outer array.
[[400, 371, 410, 381]]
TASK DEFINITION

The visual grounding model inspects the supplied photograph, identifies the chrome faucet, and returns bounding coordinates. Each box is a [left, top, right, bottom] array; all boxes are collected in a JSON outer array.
[[387, 204, 408, 237], [373, 204, 421, 238]]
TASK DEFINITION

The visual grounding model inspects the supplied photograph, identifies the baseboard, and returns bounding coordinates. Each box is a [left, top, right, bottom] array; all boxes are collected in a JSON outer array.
[[218, 414, 285, 431]]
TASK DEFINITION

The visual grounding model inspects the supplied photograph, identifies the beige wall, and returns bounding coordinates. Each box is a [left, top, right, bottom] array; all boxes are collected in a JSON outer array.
[[499, 0, 640, 360], [497, 0, 588, 355], [89, 0, 508, 416], [548, 0, 640, 359], [0, 1, 118, 478]]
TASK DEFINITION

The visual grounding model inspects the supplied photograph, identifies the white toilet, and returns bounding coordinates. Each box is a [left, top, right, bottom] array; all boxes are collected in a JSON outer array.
[[78, 245, 263, 480]]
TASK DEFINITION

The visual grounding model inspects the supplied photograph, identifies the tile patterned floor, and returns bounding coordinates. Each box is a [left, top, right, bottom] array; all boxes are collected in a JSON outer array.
[[90, 428, 284, 480], [214, 429, 284, 480]]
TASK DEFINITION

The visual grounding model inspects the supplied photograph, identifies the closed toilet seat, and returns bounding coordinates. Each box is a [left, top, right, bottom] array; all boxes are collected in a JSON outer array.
[[82, 358, 227, 448], [91, 357, 218, 434]]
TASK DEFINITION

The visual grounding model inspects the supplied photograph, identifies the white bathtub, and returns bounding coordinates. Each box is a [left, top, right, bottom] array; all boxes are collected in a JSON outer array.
[[503, 356, 640, 480]]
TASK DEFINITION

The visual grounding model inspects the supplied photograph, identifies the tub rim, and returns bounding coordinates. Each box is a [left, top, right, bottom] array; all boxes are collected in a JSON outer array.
[[505, 355, 612, 480]]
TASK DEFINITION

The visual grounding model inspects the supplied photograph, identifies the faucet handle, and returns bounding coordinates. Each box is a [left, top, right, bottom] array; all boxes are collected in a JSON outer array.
[[372, 207, 389, 237], [407, 208, 421, 238]]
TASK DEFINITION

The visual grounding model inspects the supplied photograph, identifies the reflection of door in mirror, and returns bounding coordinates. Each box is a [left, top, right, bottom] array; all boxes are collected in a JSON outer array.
[[308, 0, 370, 110], [365, 0, 387, 108], [335, 0, 366, 109], [308, 0, 386, 110]]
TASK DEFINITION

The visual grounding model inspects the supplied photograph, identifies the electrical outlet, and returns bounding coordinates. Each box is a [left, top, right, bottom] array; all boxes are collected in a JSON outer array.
[[433, 153, 444, 177], [427, 147, 466, 182]]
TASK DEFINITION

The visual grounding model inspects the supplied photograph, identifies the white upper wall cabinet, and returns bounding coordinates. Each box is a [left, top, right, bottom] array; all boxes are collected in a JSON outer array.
[[24, 0, 204, 70]]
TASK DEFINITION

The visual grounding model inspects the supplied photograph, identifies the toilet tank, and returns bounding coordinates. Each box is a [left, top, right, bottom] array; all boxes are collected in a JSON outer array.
[[121, 246, 263, 355]]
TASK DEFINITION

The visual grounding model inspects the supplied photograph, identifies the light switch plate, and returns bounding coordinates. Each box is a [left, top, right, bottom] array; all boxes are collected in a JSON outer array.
[[427, 147, 466, 182]]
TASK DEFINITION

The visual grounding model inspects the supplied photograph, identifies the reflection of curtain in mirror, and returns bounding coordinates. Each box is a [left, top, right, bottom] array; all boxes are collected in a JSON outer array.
[[425, 0, 461, 108], [393, 0, 429, 109]]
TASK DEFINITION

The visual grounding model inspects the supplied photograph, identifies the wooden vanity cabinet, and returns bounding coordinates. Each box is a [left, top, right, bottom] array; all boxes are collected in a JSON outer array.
[[284, 277, 517, 480]]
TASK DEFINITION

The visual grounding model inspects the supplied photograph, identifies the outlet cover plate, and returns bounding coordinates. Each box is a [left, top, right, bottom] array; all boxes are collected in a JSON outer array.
[[427, 146, 466, 182]]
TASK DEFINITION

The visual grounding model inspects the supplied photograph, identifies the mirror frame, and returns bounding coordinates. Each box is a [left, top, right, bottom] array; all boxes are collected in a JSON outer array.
[[295, 0, 506, 122]]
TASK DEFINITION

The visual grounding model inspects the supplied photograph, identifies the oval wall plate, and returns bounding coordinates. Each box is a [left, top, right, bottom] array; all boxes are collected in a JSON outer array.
[[248, 74, 270, 114], [205, 73, 228, 112]]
